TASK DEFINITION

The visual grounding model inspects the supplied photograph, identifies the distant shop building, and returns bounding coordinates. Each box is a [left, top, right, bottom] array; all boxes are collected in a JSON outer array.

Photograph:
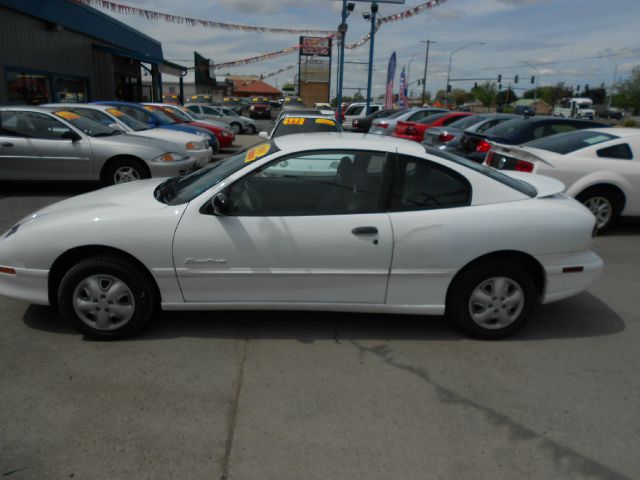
[[232, 78, 281, 100], [0, 0, 184, 105]]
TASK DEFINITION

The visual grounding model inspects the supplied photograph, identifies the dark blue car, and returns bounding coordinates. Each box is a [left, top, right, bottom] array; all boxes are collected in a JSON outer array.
[[93, 101, 218, 153]]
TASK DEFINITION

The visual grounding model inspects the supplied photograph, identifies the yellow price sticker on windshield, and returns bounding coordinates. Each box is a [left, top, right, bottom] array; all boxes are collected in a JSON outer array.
[[283, 117, 305, 126], [315, 118, 335, 126], [245, 143, 271, 163], [106, 108, 124, 117], [54, 111, 80, 120]]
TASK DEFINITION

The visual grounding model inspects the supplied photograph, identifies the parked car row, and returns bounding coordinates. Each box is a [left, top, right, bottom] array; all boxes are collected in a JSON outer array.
[[0, 100, 239, 185]]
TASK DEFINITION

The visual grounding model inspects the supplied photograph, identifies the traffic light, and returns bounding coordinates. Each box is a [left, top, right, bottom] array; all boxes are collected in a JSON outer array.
[[417, 79, 423, 85], [514, 75, 519, 84], [497, 74, 502, 83], [530, 75, 535, 84], [499, 83, 502, 90], [584, 84, 589, 91], [576, 85, 581, 93], [474, 82, 478, 89], [447, 84, 452, 93]]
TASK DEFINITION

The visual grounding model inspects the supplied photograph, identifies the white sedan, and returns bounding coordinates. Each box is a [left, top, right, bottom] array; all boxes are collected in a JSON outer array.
[[485, 128, 640, 230], [0, 134, 603, 339]]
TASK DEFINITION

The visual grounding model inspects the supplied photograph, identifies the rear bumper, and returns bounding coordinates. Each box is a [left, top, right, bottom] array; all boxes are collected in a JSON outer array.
[[0, 267, 49, 305], [539, 250, 604, 304]]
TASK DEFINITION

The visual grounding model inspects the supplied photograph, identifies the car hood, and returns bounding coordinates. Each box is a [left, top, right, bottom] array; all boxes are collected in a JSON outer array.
[[25, 179, 168, 223], [89, 132, 177, 154], [502, 171, 565, 198]]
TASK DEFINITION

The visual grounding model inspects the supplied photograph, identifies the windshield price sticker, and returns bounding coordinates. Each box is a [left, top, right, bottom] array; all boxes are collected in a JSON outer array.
[[54, 111, 80, 120], [106, 108, 124, 117], [245, 143, 271, 163], [143, 106, 155, 112], [315, 118, 335, 126], [283, 117, 305, 126]]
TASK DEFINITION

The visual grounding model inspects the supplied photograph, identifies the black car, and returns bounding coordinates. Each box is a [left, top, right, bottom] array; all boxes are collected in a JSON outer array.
[[456, 116, 608, 162], [598, 109, 624, 120], [352, 109, 398, 133], [514, 105, 535, 116], [249, 98, 272, 119]]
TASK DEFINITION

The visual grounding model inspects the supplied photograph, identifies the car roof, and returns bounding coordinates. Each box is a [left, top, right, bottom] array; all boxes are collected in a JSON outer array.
[[0, 105, 59, 114], [583, 127, 640, 137], [273, 132, 426, 156], [40, 103, 109, 111], [280, 111, 327, 118]]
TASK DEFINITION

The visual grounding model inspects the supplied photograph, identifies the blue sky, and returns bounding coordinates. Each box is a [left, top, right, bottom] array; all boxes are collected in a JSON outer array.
[[102, 0, 640, 98]]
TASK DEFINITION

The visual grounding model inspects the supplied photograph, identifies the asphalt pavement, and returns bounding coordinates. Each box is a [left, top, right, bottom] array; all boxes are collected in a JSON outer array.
[[0, 139, 639, 480]]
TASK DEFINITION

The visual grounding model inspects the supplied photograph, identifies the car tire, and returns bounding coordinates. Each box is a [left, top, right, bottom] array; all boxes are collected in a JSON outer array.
[[448, 261, 535, 339], [103, 157, 149, 186], [57, 255, 157, 340], [245, 124, 256, 135], [230, 122, 241, 134], [576, 186, 623, 232]]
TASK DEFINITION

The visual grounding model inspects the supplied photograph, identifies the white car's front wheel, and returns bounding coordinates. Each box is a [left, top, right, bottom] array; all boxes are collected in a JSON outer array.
[[448, 261, 535, 339], [57, 256, 156, 339]]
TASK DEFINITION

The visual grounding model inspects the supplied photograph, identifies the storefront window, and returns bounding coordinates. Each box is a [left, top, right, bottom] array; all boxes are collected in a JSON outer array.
[[55, 77, 88, 103], [6, 71, 51, 105]]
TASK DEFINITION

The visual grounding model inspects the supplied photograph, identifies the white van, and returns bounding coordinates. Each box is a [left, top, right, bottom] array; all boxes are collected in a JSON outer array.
[[553, 97, 596, 120]]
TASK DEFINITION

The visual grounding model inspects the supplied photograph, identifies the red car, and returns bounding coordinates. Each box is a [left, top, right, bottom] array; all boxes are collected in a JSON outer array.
[[393, 112, 474, 142], [145, 104, 235, 149]]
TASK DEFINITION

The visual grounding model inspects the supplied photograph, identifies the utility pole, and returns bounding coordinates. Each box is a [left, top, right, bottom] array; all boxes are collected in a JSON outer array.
[[364, 2, 378, 115], [420, 40, 434, 106]]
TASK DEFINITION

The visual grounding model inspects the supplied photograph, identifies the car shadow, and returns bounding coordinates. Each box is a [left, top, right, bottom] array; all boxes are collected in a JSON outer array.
[[22, 292, 624, 343], [598, 217, 640, 237]]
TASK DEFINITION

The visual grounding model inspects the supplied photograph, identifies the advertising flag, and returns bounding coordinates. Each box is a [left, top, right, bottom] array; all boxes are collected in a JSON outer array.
[[385, 52, 397, 109], [399, 67, 407, 108]]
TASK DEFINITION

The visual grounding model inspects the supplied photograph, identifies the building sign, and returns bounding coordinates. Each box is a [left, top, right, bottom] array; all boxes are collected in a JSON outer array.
[[300, 36, 331, 57], [300, 58, 331, 83], [194, 51, 216, 88]]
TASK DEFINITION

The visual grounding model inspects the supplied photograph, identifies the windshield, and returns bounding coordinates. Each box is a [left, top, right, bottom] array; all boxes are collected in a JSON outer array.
[[162, 107, 192, 122], [525, 130, 618, 154], [447, 115, 483, 129], [223, 108, 239, 117], [272, 117, 340, 137], [51, 110, 121, 137], [418, 112, 450, 124], [102, 108, 149, 131], [484, 118, 527, 138], [157, 142, 279, 205], [578, 103, 592, 110], [143, 107, 175, 125]]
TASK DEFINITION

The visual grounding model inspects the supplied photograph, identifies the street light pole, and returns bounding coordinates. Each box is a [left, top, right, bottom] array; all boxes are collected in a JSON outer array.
[[364, 2, 378, 115], [521, 60, 540, 109], [336, 1, 354, 124], [420, 40, 434, 106], [446, 42, 485, 107], [607, 58, 618, 109]]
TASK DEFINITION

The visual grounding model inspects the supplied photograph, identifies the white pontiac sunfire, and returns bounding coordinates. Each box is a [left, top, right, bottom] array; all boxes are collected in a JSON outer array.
[[0, 133, 603, 339]]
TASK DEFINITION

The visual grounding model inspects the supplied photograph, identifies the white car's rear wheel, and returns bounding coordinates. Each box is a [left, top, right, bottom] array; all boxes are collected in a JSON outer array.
[[58, 256, 156, 339], [448, 261, 535, 339], [576, 186, 623, 232]]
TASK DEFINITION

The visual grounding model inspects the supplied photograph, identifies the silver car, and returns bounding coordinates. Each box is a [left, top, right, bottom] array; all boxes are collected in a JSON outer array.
[[423, 113, 518, 152], [369, 107, 448, 136], [184, 103, 257, 135], [0, 107, 196, 185]]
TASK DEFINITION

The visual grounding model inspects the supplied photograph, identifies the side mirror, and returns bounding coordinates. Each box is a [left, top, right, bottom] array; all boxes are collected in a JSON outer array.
[[258, 131, 269, 140], [62, 130, 81, 141], [211, 193, 229, 215]]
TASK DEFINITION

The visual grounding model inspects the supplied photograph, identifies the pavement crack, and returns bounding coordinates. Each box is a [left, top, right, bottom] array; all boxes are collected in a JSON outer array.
[[219, 335, 249, 480]]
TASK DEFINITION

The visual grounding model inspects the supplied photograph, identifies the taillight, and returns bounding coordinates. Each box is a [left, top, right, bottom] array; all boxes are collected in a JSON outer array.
[[406, 127, 417, 135], [514, 160, 534, 172], [438, 133, 455, 143], [476, 139, 491, 153], [378, 122, 388, 128], [485, 150, 494, 165]]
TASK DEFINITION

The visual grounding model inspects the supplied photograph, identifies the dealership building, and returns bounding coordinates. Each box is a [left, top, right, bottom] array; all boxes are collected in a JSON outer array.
[[0, 0, 185, 105]]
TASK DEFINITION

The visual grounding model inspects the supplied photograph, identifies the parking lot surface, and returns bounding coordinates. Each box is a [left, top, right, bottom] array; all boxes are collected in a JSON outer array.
[[1, 142, 639, 479]]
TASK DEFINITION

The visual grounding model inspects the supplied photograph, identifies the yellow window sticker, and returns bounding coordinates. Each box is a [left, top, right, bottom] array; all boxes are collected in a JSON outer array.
[[315, 118, 335, 126], [245, 143, 271, 163], [143, 105, 155, 111], [106, 108, 124, 117], [54, 111, 80, 120], [283, 117, 305, 126]]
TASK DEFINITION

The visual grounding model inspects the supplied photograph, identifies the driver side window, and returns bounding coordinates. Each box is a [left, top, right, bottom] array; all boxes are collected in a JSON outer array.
[[226, 150, 389, 216]]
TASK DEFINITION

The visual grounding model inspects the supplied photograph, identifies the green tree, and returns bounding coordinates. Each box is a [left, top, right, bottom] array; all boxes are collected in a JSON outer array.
[[537, 82, 573, 108], [471, 81, 497, 107], [583, 83, 607, 105], [452, 88, 471, 106], [615, 66, 640, 114], [497, 88, 518, 106]]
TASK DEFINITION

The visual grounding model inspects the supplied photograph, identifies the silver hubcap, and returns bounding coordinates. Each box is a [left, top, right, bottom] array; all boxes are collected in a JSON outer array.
[[73, 274, 135, 331], [231, 123, 240, 134], [468, 276, 524, 330], [583, 196, 612, 229], [113, 166, 140, 184]]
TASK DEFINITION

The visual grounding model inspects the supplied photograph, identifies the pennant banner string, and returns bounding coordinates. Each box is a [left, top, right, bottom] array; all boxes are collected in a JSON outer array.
[[72, 0, 335, 35]]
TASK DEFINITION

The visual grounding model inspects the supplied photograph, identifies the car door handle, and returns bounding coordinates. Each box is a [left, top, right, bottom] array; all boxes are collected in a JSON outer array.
[[351, 226, 378, 235], [1, 142, 13, 147]]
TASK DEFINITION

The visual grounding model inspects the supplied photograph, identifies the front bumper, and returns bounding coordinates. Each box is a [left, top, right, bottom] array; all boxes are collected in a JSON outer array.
[[191, 148, 213, 167], [147, 158, 198, 178], [0, 267, 49, 305], [539, 250, 604, 304]]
